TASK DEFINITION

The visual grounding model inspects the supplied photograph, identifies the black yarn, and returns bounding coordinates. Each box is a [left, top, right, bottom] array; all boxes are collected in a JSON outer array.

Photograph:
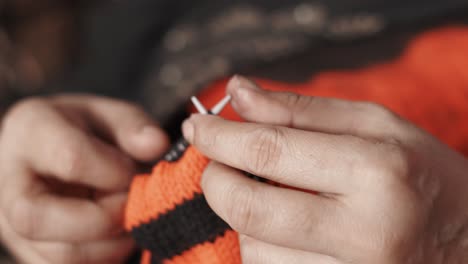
[[131, 193, 231, 263]]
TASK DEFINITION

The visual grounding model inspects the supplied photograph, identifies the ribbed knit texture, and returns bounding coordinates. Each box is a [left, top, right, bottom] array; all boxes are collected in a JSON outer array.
[[125, 146, 241, 264], [125, 26, 468, 264]]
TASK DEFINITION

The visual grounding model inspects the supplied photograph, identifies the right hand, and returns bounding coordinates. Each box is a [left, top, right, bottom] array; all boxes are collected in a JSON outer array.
[[0, 94, 169, 264]]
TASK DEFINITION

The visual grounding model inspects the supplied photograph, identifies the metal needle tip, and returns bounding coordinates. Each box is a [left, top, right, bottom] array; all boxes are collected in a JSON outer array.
[[210, 95, 232, 115], [191, 96, 208, 114]]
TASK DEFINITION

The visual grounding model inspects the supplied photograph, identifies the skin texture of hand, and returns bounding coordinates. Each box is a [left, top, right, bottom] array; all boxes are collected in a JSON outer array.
[[0, 95, 169, 264], [182, 76, 468, 264]]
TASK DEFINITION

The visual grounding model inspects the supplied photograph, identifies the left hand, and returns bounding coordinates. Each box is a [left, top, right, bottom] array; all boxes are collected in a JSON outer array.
[[182, 76, 468, 264], [0, 95, 169, 264]]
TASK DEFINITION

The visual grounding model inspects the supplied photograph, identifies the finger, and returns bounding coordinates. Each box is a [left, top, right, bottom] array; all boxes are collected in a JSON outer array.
[[240, 235, 341, 264], [75, 236, 135, 264], [0, 210, 51, 264], [202, 162, 344, 255], [34, 235, 135, 264], [12, 99, 135, 191], [184, 114, 375, 193], [4, 184, 128, 241], [226, 75, 408, 139], [52, 95, 170, 162]]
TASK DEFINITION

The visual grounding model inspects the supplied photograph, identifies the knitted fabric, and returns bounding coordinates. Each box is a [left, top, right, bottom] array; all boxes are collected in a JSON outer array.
[[125, 26, 468, 264], [125, 144, 241, 264]]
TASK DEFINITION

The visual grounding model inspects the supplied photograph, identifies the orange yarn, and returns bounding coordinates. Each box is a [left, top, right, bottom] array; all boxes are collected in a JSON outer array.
[[125, 146, 240, 264], [125, 147, 210, 230]]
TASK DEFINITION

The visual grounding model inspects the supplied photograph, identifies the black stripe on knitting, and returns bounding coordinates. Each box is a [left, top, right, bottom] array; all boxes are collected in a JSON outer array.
[[131, 193, 231, 263]]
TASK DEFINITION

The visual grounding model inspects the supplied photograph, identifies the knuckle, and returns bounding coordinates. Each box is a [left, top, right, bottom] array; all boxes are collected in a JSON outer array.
[[2, 97, 48, 130], [360, 141, 412, 185], [285, 92, 314, 114], [355, 101, 404, 130], [357, 102, 392, 117], [245, 127, 284, 175], [57, 140, 86, 181], [7, 97, 48, 117], [282, 92, 303, 110], [382, 143, 411, 178], [224, 183, 258, 234], [375, 143, 411, 184]]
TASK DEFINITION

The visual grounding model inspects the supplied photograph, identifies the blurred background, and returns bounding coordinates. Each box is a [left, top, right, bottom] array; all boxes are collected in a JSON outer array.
[[1, 0, 467, 123], [0, 0, 467, 262]]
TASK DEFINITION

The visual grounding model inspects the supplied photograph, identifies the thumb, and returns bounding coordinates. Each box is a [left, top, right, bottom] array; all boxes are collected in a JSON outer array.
[[53, 95, 170, 161]]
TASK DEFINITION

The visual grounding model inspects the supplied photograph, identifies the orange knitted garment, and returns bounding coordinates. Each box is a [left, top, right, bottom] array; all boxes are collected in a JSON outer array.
[[125, 26, 468, 264]]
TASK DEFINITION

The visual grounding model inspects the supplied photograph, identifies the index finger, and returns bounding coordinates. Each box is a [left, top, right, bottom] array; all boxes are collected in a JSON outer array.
[[183, 114, 372, 193]]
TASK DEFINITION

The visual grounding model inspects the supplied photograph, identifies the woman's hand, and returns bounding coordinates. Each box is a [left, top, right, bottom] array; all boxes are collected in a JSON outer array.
[[182, 76, 468, 264], [0, 95, 169, 264]]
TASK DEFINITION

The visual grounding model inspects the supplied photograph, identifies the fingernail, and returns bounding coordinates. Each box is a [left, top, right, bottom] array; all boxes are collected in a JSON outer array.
[[182, 118, 194, 142], [235, 86, 255, 106], [227, 75, 260, 93], [228, 76, 264, 107]]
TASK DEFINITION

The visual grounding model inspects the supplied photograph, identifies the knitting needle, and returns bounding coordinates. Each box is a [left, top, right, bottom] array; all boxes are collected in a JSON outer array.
[[165, 96, 209, 161], [210, 95, 231, 115], [191, 95, 232, 115], [191, 96, 208, 114]]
